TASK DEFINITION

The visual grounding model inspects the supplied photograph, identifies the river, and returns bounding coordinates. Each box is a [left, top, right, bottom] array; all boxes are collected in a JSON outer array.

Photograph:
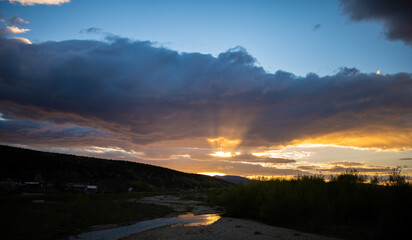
[[69, 212, 221, 240]]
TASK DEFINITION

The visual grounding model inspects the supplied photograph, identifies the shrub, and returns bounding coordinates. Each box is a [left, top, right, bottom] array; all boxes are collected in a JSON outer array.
[[369, 174, 381, 185], [387, 167, 407, 187], [210, 170, 411, 240], [330, 168, 366, 184]]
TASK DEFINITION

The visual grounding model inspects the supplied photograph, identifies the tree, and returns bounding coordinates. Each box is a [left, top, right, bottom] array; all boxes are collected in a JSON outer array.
[[387, 167, 407, 187]]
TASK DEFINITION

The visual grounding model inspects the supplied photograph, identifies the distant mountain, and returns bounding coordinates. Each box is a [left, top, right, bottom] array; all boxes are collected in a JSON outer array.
[[0, 145, 231, 192], [215, 175, 250, 184]]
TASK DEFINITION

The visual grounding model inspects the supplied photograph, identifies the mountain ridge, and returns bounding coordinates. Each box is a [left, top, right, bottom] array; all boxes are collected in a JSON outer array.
[[0, 145, 231, 192]]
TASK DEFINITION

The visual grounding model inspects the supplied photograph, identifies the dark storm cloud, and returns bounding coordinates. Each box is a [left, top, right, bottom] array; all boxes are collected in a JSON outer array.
[[0, 37, 412, 149], [339, 0, 412, 45], [0, 118, 110, 147]]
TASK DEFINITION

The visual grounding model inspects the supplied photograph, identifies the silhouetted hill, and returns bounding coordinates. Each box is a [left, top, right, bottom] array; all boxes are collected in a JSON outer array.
[[215, 175, 250, 184], [0, 145, 231, 191]]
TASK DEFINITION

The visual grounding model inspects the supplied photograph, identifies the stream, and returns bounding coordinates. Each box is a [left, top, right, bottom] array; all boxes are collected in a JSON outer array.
[[69, 213, 221, 240]]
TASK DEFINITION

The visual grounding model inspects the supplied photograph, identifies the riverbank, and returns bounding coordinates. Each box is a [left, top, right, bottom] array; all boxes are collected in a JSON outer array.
[[122, 217, 342, 240], [69, 213, 221, 240], [137, 194, 222, 215], [68, 193, 222, 240], [68, 193, 343, 240], [0, 192, 174, 240]]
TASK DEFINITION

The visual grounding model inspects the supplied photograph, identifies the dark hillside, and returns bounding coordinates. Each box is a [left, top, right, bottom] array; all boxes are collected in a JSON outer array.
[[215, 175, 250, 184], [0, 145, 231, 191]]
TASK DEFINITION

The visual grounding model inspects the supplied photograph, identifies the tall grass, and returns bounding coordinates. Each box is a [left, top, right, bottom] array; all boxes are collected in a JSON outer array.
[[209, 169, 411, 239]]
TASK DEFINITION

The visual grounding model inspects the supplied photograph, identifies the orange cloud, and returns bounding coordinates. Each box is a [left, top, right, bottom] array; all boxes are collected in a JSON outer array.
[[207, 137, 241, 148], [288, 126, 412, 151]]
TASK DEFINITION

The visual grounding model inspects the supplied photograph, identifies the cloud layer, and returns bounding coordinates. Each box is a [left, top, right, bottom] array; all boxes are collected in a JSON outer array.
[[6, 0, 70, 5], [0, 14, 31, 43], [1, 37, 412, 153], [339, 0, 412, 45]]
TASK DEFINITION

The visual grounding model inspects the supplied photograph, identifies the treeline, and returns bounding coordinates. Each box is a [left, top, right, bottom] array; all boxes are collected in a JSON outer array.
[[0, 145, 230, 192], [209, 169, 411, 240]]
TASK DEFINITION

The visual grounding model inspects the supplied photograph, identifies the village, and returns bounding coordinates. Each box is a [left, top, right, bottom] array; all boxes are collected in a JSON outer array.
[[0, 176, 100, 194]]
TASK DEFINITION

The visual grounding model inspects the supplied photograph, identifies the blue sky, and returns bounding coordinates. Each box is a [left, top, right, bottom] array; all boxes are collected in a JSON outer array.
[[1, 0, 411, 76], [1, 0, 412, 178]]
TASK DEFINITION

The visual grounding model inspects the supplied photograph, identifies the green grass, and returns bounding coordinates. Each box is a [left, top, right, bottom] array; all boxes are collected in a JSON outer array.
[[0, 192, 174, 240], [209, 172, 412, 240]]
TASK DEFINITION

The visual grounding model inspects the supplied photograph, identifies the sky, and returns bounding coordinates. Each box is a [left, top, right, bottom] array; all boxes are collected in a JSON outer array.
[[1, 0, 412, 179]]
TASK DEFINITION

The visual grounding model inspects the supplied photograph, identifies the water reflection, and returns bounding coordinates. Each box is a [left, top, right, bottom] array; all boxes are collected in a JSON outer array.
[[175, 212, 221, 226], [70, 212, 221, 240]]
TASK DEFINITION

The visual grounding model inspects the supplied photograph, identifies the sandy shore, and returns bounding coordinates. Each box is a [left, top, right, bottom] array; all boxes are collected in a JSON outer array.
[[136, 194, 222, 215], [122, 217, 343, 240], [71, 194, 343, 240]]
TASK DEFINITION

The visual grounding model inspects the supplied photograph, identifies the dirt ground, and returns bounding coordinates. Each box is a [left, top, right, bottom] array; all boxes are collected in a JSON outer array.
[[136, 194, 222, 215], [71, 194, 343, 240], [122, 216, 343, 240]]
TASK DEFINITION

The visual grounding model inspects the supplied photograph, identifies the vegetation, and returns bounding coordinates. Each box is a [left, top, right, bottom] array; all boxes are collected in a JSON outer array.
[[0, 145, 232, 239], [2, 145, 410, 239], [209, 169, 411, 240], [0, 192, 174, 240], [0, 145, 231, 192]]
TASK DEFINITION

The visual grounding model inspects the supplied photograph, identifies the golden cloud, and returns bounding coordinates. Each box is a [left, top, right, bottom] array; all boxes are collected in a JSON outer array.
[[287, 127, 412, 152]]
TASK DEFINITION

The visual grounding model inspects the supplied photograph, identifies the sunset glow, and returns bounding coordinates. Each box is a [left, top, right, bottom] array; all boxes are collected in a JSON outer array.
[[252, 149, 313, 160], [198, 172, 226, 177], [0, 0, 411, 179], [210, 152, 233, 157], [207, 137, 241, 148], [2, 2, 412, 239], [288, 129, 412, 152]]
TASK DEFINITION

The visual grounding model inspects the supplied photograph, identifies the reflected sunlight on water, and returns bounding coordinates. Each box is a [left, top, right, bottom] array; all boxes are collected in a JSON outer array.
[[175, 213, 221, 227], [71, 212, 222, 240]]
